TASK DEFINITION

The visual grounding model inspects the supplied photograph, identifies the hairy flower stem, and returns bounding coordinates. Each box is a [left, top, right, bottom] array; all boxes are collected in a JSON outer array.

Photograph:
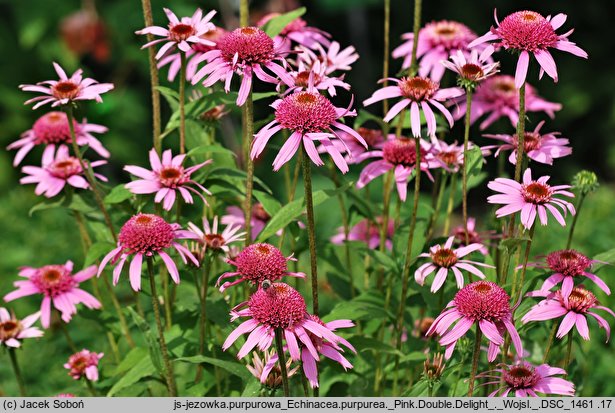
[[442, 172, 458, 236], [467, 325, 483, 396], [542, 322, 559, 363], [243, 91, 255, 247], [8, 349, 26, 396], [408, 0, 422, 76], [566, 193, 586, 249], [511, 225, 535, 302], [382, 0, 391, 114], [301, 147, 320, 316], [179, 52, 187, 154], [141, 0, 161, 154], [146, 257, 177, 396], [426, 172, 448, 240], [195, 256, 212, 382], [85, 379, 97, 396], [239, 0, 249, 27], [65, 107, 117, 242], [58, 315, 78, 352], [392, 136, 422, 393], [377, 171, 394, 289], [275, 328, 291, 396], [278, 156, 302, 248], [563, 332, 574, 374], [461, 89, 473, 245]]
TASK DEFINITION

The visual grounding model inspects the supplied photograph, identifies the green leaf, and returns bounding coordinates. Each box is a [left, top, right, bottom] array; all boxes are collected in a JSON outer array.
[[29, 196, 66, 216], [206, 167, 273, 195], [253, 190, 282, 217], [176, 356, 253, 382], [323, 295, 389, 322], [104, 185, 133, 204], [128, 308, 164, 375], [350, 336, 403, 356], [155, 86, 179, 111], [84, 241, 115, 266], [107, 356, 156, 396], [241, 380, 262, 397], [260, 7, 306, 38], [592, 248, 615, 272], [465, 146, 484, 176], [187, 145, 237, 158], [498, 236, 530, 254], [354, 109, 385, 129]]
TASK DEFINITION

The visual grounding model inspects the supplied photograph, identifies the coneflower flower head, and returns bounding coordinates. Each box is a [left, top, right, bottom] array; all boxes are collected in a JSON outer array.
[[64, 349, 104, 381], [0, 308, 43, 348], [478, 362, 575, 397]]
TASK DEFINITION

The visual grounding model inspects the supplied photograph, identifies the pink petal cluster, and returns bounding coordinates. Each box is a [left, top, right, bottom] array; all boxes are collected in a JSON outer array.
[[20, 145, 107, 198], [487, 168, 575, 229], [485, 121, 571, 165], [298, 42, 359, 74], [470, 10, 587, 88], [257, 13, 331, 50], [222, 204, 272, 241], [478, 362, 575, 397], [187, 216, 246, 254], [64, 349, 104, 381], [0, 308, 43, 348], [331, 217, 394, 250], [4, 261, 101, 328], [281, 60, 350, 97], [8, 111, 109, 166], [441, 45, 499, 83], [124, 148, 211, 210], [98, 214, 199, 291], [416, 236, 493, 292], [20, 62, 113, 109], [451, 217, 495, 256]]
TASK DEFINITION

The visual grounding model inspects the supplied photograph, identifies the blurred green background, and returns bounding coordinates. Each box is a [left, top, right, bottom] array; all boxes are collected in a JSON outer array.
[[0, 0, 613, 396]]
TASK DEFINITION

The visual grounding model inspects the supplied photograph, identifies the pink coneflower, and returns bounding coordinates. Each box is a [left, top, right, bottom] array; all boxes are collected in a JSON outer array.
[[97, 214, 198, 291], [64, 349, 103, 381], [454, 75, 561, 130], [441, 46, 500, 85], [191, 26, 293, 106], [124, 148, 211, 211], [532, 250, 610, 299], [223, 283, 354, 388], [298, 42, 359, 74], [247, 349, 299, 389], [135, 8, 216, 60], [216, 243, 305, 292], [4, 261, 101, 328], [487, 168, 575, 229], [157, 27, 227, 82], [187, 216, 246, 255], [250, 90, 366, 173], [415, 236, 493, 292], [470, 10, 588, 88], [20, 62, 113, 109], [318, 127, 385, 164], [257, 13, 331, 50], [363, 76, 463, 139], [0, 308, 43, 348], [430, 140, 466, 173], [427, 281, 523, 361], [477, 362, 575, 397], [281, 60, 350, 97], [356, 136, 436, 201], [257, 314, 355, 388], [484, 121, 572, 166], [222, 204, 272, 241], [8, 111, 109, 166], [392, 20, 485, 81], [522, 287, 614, 341], [451, 217, 495, 255], [20, 145, 107, 198], [331, 217, 394, 250]]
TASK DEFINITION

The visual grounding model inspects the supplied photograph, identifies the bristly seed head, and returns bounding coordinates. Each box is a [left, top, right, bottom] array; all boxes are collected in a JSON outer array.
[[454, 281, 511, 322], [399, 76, 439, 101], [48, 157, 83, 179], [32, 111, 80, 145], [169, 23, 196, 42], [158, 166, 188, 188], [52, 81, 81, 100], [495, 11, 558, 52], [431, 248, 458, 268], [521, 182, 553, 204], [275, 91, 337, 134], [119, 213, 175, 255], [382, 138, 424, 167], [503, 364, 541, 389], [234, 243, 288, 285], [218, 27, 275, 65], [559, 287, 597, 313], [546, 250, 592, 277], [248, 283, 307, 329]]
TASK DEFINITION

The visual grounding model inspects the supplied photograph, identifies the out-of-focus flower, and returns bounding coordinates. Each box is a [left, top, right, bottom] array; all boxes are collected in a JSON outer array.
[[191, 27, 294, 106], [64, 350, 103, 381], [0, 308, 43, 348], [251, 89, 366, 173], [20, 145, 106, 198], [363, 76, 463, 139], [429, 139, 488, 173], [20, 62, 113, 109], [4, 261, 101, 328], [216, 243, 304, 292], [478, 362, 575, 397], [484, 121, 571, 165], [187, 216, 246, 255], [487, 168, 575, 229], [413, 317, 435, 339], [282, 60, 350, 97], [572, 170, 599, 196], [331, 217, 394, 250], [356, 136, 436, 201], [393, 20, 487, 81], [522, 287, 614, 341], [124, 148, 211, 211], [222, 204, 272, 241], [136, 8, 216, 60], [470, 10, 587, 88], [257, 13, 330, 50], [8, 111, 109, 166], [223, 283, 354, 388], [298, 42, 358, 74], [454, 75, 561, 130], [441, 46, 499, 89], [415, 236, 493, 292], [247, 349, 299, 389], [97, 214, 199, 291], [451, 217, 495, 255], [427, 281, 523, 361], [60, 8, 110, 63]]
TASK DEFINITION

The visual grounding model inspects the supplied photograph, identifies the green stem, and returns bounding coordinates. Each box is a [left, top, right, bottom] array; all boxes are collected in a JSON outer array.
[[461, 89, 473, 245], [426, 172, 448, 240], [141, 0, 161, 154], [566, 194, 585, 249], [8, 349, 26, 396], [195, 256, 212, 382], [146, 257, 177, 396], [302, 147, 319, 316], [275, 328, 291, 397], [85, 379, 97, 396], [66, 107, 117, 242], [467, 324, 483, 396], [278, 156, 302, 248], [179, 52, 187, 154], [563, 332, 574, 374], [239, 0, 249, 26], [542, 322, 558, 364], [408, 0, 422, 76], [243, 91, 254, 247], [382, 0, 391, 114], [513, 83, 526, 183], [392, 136, 422, 393], [329, 164, 355, 297], [442, 172, 458, 236], [376, 171, 394, 289], [511, 224, 535, 302], [59, 317, 77, 352]]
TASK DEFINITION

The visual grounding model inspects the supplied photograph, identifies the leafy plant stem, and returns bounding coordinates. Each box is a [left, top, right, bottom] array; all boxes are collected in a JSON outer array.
[[461, 89, 473, 245], [275, 328, 291, 397], [179, 52, 187, 154], [302, 147, 319, 316], [467, 324, 483, 396], [566, 193, 586, 249], [8, 348, 26, 396], [140, 0, 161, 154]]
